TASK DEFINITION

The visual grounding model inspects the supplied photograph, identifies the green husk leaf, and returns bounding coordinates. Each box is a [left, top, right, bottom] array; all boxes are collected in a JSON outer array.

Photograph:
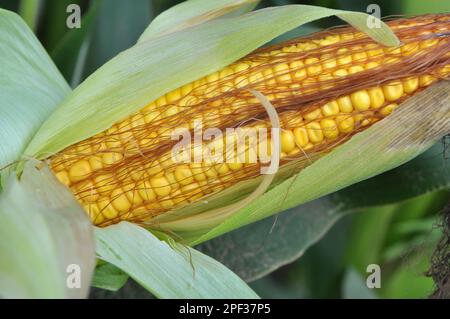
[[0, 9, 70, 186], [0, 161, 95, 298], [138, 0, 260, 41], [91, 263, 129, 292], [24, 4, 398, 160], [159, 81, 450, 244], [95, 222, 259, 299]]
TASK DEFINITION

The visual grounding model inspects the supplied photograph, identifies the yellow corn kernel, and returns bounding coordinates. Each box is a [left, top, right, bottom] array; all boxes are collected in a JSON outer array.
[[102, 152, 123, 166], [320, 54, 337, 69], [350, 90, 371, 111], [304, 109, 322, 121], [290, 68, 306, 83], [76, 180, 98, 202], [159, 197, 175, 209], [403, 77, 419, 94], [320, 119, 339, 139], [98, 198, 119, 219], [174, 165, 194, 186], [368, 87, 385, 109], [365, 61, 380, 70], [337, 48, 352, 65], [281, 130, 296, 153], [305, 58, 322, 76], [337, 96, 353, 113], [165, 171, 178, 190], [93, 174, 116, 194], [69, 160, 92, 183], [190, 163, 207, 182], [321, 101, 340, 116], [401, 42, 419, 56], [111, 188, 132, 212], [348, 65, 364, 74], [215, 163, 230, 175], [124, 185, 144, 206], [333, 68, 348, 77], [419, 75, 436, 87], [380, 103, 399, 116], [150, 176, 171, 197], [55, 170, 70, 186], [85, 203, 105, 224], [306, 122, 324, 144], [336, 115, 355, 133], [181, 183, 204, 202], [88, 156, 103, 171], [137, 180, 156, 202], [382, 81, 404, 101], [354, 114, 370, 127]]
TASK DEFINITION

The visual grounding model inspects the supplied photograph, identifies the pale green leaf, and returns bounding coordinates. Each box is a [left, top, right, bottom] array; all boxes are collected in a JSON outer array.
[[95, 222, 259, 299], [0, 161, 95, 298], [139, 0, 260, 41], [25, 4, 398, 160], [0, 9, 70, 186]]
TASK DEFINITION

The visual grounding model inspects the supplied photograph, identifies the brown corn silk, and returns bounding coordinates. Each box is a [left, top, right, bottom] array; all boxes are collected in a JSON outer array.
[[50, 14, 450, 226]]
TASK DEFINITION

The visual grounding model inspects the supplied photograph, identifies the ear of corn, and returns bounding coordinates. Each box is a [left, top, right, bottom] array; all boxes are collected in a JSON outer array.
[[48, 15, 450, 226], [23, 5, 399, 161]]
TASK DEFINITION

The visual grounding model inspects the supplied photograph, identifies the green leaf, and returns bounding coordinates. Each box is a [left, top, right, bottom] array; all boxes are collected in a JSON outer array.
[[18, 0, 42, 31], [197, 142, 449, 281], [38, 0, 80, 51], [333, 145, 450, 208], [91, 263, 129, 292], [402, 1, 450, 15], [139, 0, 260, 41], [381, 247, 435, 298], [82, 0, 152, 78], [198, 198, 344, 281], [344, 206, 396, 271], [25, 4, 398, 160], [95, 222, 259, 299], [0, 161, 95, 298], [0, 9, 70, 187]]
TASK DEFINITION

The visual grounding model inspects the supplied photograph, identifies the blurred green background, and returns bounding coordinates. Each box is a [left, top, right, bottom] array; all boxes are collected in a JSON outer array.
[[2, 0, 449, 298]]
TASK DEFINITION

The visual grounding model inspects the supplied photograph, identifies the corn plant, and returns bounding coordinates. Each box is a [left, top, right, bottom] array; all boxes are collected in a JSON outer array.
[[0, 0, 449, 298]]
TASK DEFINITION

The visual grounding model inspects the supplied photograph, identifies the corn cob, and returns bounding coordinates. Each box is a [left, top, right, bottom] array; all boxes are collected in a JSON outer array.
[[50, 14, 450, 226]]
